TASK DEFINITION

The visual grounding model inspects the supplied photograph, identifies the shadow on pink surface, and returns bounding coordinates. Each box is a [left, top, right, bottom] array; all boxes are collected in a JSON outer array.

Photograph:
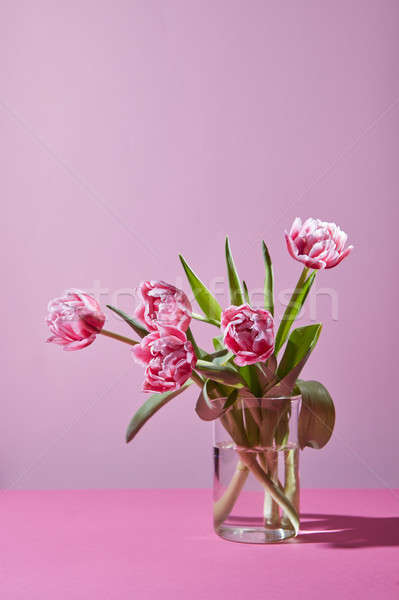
[[298, 513, 399, 548]]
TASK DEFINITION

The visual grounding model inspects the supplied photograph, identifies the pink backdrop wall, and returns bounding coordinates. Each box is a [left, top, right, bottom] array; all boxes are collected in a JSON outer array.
[[1, 0, 398, 489]]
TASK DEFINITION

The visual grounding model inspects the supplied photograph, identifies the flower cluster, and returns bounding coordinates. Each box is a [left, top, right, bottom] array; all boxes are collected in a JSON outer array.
[[45, 217, 352, 397], [131, 282, 196, 392], [44, 217, 352, 543]]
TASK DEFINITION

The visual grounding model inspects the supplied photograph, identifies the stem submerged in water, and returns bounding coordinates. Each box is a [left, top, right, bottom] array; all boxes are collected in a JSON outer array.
[[260, 450, 281, 528], [213, 395, 301, 537], [213, 461, 249, 528], [237, 451, 300, 535], [281, 448, 300, 527]]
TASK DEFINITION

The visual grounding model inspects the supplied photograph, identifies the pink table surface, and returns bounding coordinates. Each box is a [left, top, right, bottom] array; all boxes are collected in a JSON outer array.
[[1, 489, 398, 599]]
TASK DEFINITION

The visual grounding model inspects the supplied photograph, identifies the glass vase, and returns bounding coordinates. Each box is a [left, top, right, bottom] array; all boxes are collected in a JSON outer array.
[[213, 395, 301, 544]]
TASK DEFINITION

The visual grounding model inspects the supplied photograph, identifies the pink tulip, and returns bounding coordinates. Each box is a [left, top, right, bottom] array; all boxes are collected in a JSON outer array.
[[135, 281, 192, 332], [221, 305, 275, 367], [285, 217, 353, 269], [46, 289, 105, 351], [132, 326, 197, 393]]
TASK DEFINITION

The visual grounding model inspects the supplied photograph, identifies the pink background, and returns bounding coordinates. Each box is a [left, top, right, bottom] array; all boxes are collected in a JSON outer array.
[[1, 0, 398, 490]]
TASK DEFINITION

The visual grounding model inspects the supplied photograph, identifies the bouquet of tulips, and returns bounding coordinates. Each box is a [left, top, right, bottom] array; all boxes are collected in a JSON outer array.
[[46, 217, 352, 536]]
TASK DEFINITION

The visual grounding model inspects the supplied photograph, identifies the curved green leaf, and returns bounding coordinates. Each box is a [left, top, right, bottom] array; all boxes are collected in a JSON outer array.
[[266, 354, 308, 398], [262, 241, 274, 315], [196, 360, 244, 386], [212, 336, 224, 351], [126, 381, 192, 443], [202, 348, 230, 362], [106, 305, 148, 339], [186, 327, 207, 360], [225, 237, 245, 306], [239, 364, 262, 397], [223, 388, 239, 410], [195, 379, 225, 421], [274, 269, 316, 353], [277, 324, 322, 381], [242, 280, 250, 304], [179, 255, 222, 322], [296, 379, 335, 449]]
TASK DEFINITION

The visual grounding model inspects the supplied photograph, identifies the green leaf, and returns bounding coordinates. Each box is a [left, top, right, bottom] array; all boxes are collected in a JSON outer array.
[[242, 280, 250, 304], [195, 379, 230, 421], [262, 241, 274, 315], [196, 360, 244, 386], [212, 336, 224, 351], [277, 324, 322, 382], [200, 378, 217, 410], [213, 351, 235, 367], [225, 237, 245, 306], [179, 255, 222, 322], [266, 354, 308, 398], [106, 305, 149, 339], [239, 365, 262, 397], [274, 270, 316, 353], [195, 389, 212, 421], [126, 381, 192, 443], [223, 388, 239, 410], [201, 348, 234, 367], [221, 405, 249, 447], [186, 327, 207, 360], [256, 356, 277, 389], [296, 380, 336, 449]]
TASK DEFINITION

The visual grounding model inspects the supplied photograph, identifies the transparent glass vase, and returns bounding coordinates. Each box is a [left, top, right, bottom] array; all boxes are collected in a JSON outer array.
[[213, 395, 301, 544]]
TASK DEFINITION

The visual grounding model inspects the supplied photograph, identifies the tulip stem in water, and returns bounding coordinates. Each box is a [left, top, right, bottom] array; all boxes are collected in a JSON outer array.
[[214, 461, 250, 528], [99, 329, 138, 346]]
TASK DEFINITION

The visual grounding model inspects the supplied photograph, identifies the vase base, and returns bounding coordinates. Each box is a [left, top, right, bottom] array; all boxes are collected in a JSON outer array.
[[215, 524, 296, 544]]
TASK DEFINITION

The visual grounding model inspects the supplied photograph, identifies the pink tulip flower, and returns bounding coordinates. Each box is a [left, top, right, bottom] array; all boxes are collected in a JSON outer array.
[[285, 217, 353, 269], [221, 305, 275, 366], [46, 289, 105, 351], [132, 326, 197, 393], [135, 281, 192, 332]]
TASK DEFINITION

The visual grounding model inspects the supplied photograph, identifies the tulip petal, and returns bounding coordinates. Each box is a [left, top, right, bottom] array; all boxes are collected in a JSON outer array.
[[325, 245, 354, 268]]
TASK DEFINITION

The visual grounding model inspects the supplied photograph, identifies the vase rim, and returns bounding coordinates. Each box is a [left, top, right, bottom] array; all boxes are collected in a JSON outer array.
[[237, 393, 301, 401]]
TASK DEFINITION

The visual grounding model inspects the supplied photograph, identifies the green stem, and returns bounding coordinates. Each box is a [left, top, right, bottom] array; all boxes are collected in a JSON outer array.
[[274, 266, 310, 354], [214, 461, 250, 528], [259, 451, 281, 528], [99, 329, 138, 346], [220, 404, 299, 534], [238, 451, 300, 535], [297, 266, 309, 287], [191, 313, 221, 327], [281, 448, 300, 528]]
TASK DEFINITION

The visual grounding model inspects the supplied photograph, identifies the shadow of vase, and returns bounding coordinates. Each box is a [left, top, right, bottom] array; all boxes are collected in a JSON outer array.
[[297, 513, 399, 548]]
